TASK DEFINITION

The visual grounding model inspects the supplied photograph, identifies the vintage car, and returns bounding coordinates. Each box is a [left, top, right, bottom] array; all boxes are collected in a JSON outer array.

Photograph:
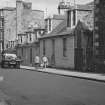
[[1, 53, 21, 68]]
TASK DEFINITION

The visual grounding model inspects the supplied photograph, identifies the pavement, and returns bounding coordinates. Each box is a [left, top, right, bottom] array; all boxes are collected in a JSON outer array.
[[20, 65, 105, 82]]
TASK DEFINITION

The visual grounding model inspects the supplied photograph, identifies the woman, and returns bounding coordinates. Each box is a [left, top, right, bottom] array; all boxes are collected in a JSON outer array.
[[41, 55, 48, 69], [34, 55, 40, 69]]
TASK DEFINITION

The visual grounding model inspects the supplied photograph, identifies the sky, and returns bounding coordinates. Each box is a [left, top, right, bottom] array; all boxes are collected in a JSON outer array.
[[0, 0, 93, 15]]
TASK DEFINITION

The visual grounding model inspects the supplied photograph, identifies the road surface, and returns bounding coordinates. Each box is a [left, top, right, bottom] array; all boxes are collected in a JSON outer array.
[[0, 67, 105, 105]]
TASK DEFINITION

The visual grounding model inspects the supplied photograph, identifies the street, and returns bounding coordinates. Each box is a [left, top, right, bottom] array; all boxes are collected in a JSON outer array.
[[0, 68, 105, 105]]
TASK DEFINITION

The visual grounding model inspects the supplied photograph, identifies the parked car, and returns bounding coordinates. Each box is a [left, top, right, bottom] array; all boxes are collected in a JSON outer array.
[[1, 53, 21, 68]]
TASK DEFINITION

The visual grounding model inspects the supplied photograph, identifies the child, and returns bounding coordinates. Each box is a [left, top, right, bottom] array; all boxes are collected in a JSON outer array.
[[34, 55, 40, 69]]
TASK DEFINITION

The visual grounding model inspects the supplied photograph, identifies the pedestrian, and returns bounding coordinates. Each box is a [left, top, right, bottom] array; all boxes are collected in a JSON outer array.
[[41, 55, 48, 69], [34, 55, 40, 69]]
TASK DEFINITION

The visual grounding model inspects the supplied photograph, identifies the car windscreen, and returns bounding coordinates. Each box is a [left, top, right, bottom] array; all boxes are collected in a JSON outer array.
[[4, 53, 17, 59]]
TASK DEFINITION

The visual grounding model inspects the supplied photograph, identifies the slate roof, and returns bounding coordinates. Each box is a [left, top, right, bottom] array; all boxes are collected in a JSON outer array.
[[40, 13, 93, 39], [40, 1, 93, 39], [40, 19, 74, 39]]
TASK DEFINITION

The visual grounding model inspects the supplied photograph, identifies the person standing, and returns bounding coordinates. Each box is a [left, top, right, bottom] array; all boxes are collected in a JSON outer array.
[[34, 55, 40, 69], [42, 55, 48, 69]]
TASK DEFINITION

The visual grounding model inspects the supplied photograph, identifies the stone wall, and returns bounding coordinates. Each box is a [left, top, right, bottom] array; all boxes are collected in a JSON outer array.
[[3, 9, 16, 49], [39, 36, 75, 69], [1, 0, 44, 49], [16, 0, 44, 35], [16, 43, 39, 66]]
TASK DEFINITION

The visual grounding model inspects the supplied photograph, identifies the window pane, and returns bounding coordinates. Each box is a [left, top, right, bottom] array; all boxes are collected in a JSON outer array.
[[67, 11, 71, 27], [73, 10, 76, 25]]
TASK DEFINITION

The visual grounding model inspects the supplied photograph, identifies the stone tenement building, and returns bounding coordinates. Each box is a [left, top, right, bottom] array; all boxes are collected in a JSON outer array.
[[16, 1, 94, 69], [16, 0, 44, 36], [0, 7, 16, 50], [0, 0, 44, 51], [39, 3, 93, 69]]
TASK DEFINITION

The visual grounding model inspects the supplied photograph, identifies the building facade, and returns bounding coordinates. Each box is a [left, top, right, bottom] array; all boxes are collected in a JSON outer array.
[[39, 34, 75, 69], [74, 20, 93, 71], [16, 42, 39, 66], [92, 0, 105, 71], [16, 27, 45, 66], [0, 0, 44, 52], [16, 0, 44, 36], [0, 7, 16, 50], [16, 1, 96, 71], [39, 3, 93, 69]]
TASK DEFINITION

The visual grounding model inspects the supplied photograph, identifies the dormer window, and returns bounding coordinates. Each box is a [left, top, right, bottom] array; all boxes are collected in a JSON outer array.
[[67, 10, 71, 27]]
